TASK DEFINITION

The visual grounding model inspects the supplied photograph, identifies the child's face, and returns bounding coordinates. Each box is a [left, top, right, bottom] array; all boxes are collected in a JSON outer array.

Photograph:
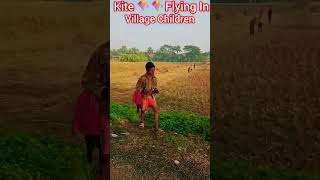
[[147, 67, 155, 76]]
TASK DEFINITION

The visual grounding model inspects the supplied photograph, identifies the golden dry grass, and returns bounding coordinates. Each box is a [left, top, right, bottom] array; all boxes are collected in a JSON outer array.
[[0, 1, 107, 134], [111, 62, 210, 116], [212, 5, 320, 175]]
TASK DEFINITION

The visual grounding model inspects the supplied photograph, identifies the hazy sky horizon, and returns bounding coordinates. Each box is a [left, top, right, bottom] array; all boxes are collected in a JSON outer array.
[[111, 0, 210, 52]]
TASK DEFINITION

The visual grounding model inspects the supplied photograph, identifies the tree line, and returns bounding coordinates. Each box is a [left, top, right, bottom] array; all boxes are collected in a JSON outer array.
[[111, 45, 209, 62]]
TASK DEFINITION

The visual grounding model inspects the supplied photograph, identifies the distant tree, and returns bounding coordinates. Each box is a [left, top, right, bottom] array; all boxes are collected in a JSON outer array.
[[154, 44, 176, 61], [112, 44, 206, 62], [110, 49, 118, 59], [183, 45, 201, 62], [160, 44, 175, 54], [153, 51, 165, 62], [118, 46, 128, 54], [128, 47, 139, 54], [146, 47, 154, 61], [173, 45, 182, 54], [121, 53, 147, 62], [110, 45, 148, 62]]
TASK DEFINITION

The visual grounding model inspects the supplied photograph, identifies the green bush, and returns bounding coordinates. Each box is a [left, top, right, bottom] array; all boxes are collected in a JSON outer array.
[[0, 133, 88, 180], [120, 53, 147, 62]]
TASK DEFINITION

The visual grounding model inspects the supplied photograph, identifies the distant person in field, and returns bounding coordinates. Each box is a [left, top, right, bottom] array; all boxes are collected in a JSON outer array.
[[188, 67, 190, 73], [194, 63, 195, 69], [258, 17, 264, 32], [72, 42, 109, 179], [135, 62, 163, 135], [268, 7, 272, 24], [249, 16, 257, 35]]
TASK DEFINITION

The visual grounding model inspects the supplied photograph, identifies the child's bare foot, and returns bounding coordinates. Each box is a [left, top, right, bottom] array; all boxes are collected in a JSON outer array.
[[155, 128, 164, 136], [139, 122, 145, 128]]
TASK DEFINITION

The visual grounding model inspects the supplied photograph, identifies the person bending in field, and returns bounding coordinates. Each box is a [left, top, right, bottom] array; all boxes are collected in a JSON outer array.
[[268, 6, 272, 24], [249, 16, 257, 35], [72, 42, 110, 180], [258, 17, 264, 32], [135, 62, 163, 135]]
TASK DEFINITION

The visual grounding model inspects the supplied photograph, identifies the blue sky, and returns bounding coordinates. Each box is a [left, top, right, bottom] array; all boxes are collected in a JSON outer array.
[[110, 0, 210, 52]]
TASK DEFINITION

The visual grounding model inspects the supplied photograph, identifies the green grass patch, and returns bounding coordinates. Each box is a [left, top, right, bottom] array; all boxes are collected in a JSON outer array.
[[110, 103, 140, 123], [110, 103, 210, 140], [0, 132, 89, 180], [161, 134, 190, 151], [212, 160, 320, 180]]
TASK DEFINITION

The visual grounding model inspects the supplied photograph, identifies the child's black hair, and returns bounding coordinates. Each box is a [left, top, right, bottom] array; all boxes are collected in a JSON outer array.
[[145, 62, 155, 71]]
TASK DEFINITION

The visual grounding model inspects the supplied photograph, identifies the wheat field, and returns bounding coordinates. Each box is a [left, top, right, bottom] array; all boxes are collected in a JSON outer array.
[[212, 4, 320, 175], [111, 62, 210, 116]]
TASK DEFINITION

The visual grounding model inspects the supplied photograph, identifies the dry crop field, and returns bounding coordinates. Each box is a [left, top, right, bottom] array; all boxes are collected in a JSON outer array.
[[110, 62, 210, 116], [212, 4, 320, 176], [0, 1, 107, 138]]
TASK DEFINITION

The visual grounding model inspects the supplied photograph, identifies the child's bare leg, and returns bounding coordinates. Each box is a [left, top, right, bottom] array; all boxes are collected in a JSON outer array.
[[141, 111, 146, 123], [140, 110, 146, 128], [153, 107, 159, 131], [99, 154, 109, 180], [84, 136, 95, 163]]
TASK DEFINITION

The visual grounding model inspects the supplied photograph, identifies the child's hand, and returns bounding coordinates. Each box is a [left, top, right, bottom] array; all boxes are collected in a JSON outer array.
[[153, 88, 159, 94]]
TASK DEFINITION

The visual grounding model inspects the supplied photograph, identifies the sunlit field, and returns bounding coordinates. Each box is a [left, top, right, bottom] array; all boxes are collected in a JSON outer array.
[[111, 62, 210, 116], [212, 4, 320, 177]]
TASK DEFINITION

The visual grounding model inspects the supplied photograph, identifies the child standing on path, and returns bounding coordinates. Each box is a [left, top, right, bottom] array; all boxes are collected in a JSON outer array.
[[135, 62, 163, 135]]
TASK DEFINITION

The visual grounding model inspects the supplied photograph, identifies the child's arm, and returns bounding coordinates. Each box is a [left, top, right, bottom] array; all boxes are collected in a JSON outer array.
[[152, 77, 159, 94], [135, 77, 145, 93]]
